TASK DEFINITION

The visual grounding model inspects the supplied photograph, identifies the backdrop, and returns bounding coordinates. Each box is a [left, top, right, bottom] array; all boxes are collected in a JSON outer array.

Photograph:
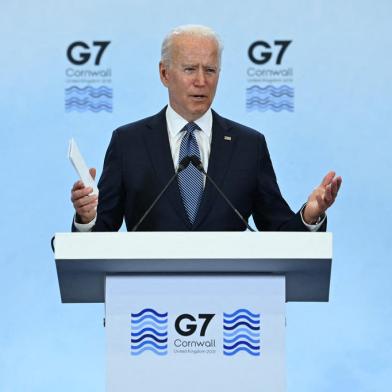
[[1, 1, 391, 391]]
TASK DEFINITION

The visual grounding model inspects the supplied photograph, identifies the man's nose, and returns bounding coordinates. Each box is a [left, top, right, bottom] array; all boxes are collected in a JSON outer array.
[[194, 69, 206, 86]]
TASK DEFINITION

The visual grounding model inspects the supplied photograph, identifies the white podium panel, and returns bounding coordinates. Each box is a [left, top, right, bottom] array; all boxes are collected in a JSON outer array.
[[106, 275, 286, 392], [55, 232, 332, 302]]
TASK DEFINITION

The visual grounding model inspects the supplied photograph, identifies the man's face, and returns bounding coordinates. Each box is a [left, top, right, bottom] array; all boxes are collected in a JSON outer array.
[[159, 34, 220, 122]]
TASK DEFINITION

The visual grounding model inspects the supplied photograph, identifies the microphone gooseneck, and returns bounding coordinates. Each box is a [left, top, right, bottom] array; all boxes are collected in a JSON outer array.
[[189, 155, 256, 232], [131, 156, 191, 231], [177, 156, 192, 172]]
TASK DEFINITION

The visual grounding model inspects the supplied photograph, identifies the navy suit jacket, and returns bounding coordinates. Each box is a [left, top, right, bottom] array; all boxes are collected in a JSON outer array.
[[78, 107, 325, 232]]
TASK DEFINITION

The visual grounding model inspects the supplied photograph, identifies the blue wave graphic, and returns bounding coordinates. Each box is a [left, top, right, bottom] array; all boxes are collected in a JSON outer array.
[[130, 321, 168, 331], [246, 98, 293, 105], [246, 98, 294, 105], [130, 308, 168, 356], [65, 97, 112, 105], [65, 85, 112, 92], [223, 347, 260, 356], [65, 91, 112, 98], [224, 341, 260, 350], [246, 84, 294, 93], [246, 90, 294, 97], [65, 85, 112, 113], [224, 328, 260, 338], [223, 309, 261, 356], [223, 314, 260, 324], [247, 101, 293, 108], [223, 334, 260, 344], [246, 85, 294, 112], [131, 314, 168, 325], [132, 309, 168, 318], [131, 340, 167, 350], [224, 321, 260, 331], [131, 347, 167, 355], [131, 327, 168, 337], [131, 347, 168, 356], [224, 309, 260, 319], [246, 105, 294, 112], [131, 334, 167, 344], [65, 105, 112, 113]]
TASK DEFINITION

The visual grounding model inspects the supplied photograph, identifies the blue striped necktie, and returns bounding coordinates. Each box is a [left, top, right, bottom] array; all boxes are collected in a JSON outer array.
[[178, 122, 203, 224]]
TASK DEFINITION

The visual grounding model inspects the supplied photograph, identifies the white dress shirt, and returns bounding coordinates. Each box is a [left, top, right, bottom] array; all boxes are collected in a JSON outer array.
[[74, 105, 324, 231], [166, 104, 212, 174]]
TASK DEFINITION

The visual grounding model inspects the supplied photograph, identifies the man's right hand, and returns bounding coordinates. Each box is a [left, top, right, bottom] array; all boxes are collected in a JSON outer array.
[[71, 168, 98, 224]]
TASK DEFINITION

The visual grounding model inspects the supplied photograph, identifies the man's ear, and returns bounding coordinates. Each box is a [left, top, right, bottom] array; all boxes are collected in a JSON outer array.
[[159, 61, 169, 87]]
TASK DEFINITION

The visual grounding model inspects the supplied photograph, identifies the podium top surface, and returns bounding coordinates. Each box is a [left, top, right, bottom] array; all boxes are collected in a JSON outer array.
[[54, 232, 332, 303]]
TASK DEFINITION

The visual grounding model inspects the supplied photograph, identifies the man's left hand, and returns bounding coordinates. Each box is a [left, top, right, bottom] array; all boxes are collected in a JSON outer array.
[[303, 171, 342, 224]]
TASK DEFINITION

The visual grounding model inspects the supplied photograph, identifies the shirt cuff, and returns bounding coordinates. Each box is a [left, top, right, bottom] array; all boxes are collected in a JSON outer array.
[[73, 214, 96, 232], [300, 205, 326, 232]]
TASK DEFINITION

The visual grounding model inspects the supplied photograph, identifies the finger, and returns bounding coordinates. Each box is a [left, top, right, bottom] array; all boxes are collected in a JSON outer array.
[[74, 195, 98, 209], [307, 185, 322, 204], [73, 193, 97, 207], [320, 171, 336, 187], [71, 180, 84, 192], [71, 187, 94, 202], [330, 177, 339, 198], [89, 167, 97, 180], [77, 201, 98, 215], [336, 176, 342, 192], [71, 188, 93, 203], [315, 194, 328, 213], [330, 176, 342, 198], [324, 184, 333, 204]]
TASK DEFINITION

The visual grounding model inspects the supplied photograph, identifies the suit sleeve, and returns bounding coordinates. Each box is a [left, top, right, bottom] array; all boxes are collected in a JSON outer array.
[[252, 133, 326, 232], [92, 130, 125, 231]]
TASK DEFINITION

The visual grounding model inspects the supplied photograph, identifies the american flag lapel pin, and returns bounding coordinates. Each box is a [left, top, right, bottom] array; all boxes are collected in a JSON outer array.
[[224, 136, 232, 141]]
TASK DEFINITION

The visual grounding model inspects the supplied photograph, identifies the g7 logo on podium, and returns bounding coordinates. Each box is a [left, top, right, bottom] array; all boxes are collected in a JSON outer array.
[[66, 41, 111, 65], [248, 40, 292, 65], [175, 313, 215, 336]]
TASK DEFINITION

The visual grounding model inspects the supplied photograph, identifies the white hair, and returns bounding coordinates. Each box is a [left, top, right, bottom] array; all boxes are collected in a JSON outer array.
[[161, 24, 223, 67]]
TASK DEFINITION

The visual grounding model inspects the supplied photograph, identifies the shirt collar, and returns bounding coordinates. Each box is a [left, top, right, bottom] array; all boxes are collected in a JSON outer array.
[[166, 104, 213, 137]]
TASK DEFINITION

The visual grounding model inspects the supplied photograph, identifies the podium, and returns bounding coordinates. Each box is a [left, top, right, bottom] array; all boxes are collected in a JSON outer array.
[[55, 232, 332, 392]]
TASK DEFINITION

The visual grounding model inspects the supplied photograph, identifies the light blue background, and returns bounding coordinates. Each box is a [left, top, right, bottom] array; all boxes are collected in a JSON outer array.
[[0, 1, 391, 391]]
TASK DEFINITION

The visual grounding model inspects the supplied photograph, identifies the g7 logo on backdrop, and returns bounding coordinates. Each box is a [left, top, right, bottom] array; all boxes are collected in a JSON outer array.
[[66, 41, 111, 65], [175, 314, 215, 336], [248, 40, 292, 65]]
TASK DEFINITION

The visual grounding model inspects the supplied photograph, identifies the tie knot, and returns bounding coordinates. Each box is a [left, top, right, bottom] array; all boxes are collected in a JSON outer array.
[[182, 122, 200, 134]]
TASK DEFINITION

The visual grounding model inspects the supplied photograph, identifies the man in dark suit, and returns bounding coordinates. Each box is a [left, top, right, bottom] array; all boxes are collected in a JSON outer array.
[[71, 25, 341, 232]]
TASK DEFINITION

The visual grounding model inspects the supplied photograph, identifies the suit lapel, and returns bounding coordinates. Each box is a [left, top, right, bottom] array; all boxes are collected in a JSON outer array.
[[143, 108, 191, 228], [193, 111, 236, 229]]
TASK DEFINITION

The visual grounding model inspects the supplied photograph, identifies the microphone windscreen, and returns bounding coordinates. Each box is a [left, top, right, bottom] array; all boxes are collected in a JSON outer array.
[[178, 156, 191, 172]]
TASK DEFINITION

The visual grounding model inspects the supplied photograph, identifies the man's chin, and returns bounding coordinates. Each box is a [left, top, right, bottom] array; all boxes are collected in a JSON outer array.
[[189, 103, 210, 116], [172, 102, 210, 121]]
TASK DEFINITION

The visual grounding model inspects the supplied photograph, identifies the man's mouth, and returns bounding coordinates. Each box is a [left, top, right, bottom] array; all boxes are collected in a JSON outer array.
[[190, 95, 207, 100]]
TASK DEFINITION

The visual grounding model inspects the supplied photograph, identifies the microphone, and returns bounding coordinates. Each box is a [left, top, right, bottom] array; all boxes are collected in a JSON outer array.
[[188, 155, 256, 232], [177, 156, 192, 172], [132, 156, 191, 231]]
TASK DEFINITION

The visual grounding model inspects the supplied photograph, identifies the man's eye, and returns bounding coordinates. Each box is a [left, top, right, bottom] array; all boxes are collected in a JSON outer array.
[[184, 67, 195, 73], [206, 68, 217, 74]]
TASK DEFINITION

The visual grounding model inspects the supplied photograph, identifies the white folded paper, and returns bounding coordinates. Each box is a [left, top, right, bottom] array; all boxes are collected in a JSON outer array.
[[68, 138, 99, 196]]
